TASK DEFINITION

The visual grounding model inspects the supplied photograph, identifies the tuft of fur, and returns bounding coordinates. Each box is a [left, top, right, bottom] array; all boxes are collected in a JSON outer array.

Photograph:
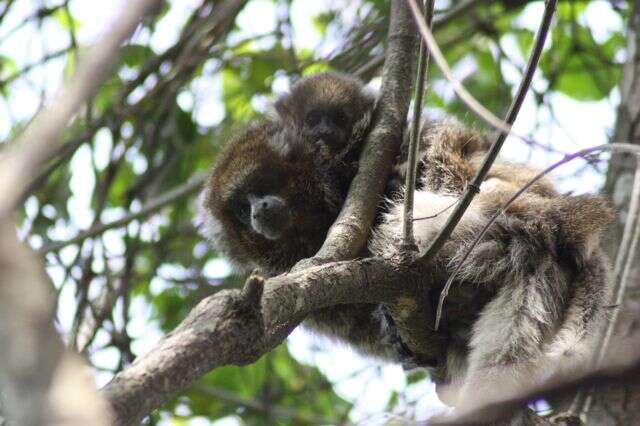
[[370, 120, 614, 407]]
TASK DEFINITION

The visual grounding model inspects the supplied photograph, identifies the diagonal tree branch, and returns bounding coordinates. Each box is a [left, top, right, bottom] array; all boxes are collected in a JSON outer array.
[[293, 0, 419, 270], [0, 1, 160, 425], [101, 258, 437, 425], [0, 0, 162, 219]]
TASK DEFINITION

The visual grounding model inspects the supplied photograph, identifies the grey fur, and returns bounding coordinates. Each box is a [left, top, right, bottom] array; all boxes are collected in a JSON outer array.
[[371, 121, 614, 407]]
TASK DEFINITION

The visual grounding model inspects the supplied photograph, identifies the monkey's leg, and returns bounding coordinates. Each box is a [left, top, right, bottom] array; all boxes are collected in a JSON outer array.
[[447, 213, 571, 410], [303, 303, 401, 361]]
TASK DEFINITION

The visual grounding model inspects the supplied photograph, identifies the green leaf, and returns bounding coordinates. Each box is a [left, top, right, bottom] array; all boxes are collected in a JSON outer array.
[[313, 12, 335, 36], [0, 55, 17, 79], [514, 29, 534, 57], [53, 8, 81, 32], [222, 68, 255, 121], [122, 44, 154, 68], [94, 76, 121, 113]]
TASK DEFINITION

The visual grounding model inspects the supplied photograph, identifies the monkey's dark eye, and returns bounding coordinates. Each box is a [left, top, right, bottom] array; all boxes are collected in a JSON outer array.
[[333, 110, 348, 127], [234, 200, 251, 226], [306, 110, 321, 126]]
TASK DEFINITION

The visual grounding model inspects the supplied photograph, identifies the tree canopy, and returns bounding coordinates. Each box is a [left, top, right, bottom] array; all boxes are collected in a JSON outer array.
[[0, 0, 635, 424]]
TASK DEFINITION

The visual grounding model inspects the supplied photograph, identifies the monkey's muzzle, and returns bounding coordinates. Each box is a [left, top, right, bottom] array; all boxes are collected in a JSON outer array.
[[249, 195, 291, 240]]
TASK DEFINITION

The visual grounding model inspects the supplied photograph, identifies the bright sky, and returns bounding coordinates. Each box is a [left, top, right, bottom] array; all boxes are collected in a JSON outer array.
[[0, 0, 626, 424]]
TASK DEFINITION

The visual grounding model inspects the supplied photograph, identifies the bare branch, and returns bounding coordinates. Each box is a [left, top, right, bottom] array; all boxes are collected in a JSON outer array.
[[401, 0, 435, 259], [293, 0, 419, 270], [0, 0, 162, 218], [40, 172, 206, 254], [101, 257, 438, 425]]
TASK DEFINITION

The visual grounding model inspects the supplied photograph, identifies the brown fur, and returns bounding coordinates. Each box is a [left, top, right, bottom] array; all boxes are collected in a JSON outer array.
[[202, 78, 615, 409], [275, 72, 375, 157], [372, 121, 615, 409], [199, 80, 396, 360], [200, 121, 347, 274]]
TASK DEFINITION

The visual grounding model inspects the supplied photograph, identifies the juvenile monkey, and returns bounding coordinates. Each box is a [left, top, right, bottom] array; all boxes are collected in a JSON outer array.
[[370, 121, 614, 408], [274, 72, 376, 157]]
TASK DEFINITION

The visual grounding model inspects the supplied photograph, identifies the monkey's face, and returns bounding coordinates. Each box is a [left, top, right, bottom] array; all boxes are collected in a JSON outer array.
[[275, 72, 375, 153], [300, 103, 355, 151], [200, 122, 351, 274]]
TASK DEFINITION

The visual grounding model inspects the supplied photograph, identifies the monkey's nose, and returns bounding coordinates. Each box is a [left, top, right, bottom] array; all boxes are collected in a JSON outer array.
[[252, 196, 285, 219], [249, 195, 290, 240]]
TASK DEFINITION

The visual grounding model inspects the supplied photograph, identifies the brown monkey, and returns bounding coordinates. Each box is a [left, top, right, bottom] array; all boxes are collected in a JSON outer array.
[[202, 72, 377, 274], [370, 120, 614, 408], [274, 72, 375, 156], [199, 118, 403, 361], [199, 121, 348, 275], [201, 72, 614, 411]]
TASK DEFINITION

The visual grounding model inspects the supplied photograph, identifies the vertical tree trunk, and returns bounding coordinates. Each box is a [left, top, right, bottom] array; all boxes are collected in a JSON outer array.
[[592, 1, 640, 424]]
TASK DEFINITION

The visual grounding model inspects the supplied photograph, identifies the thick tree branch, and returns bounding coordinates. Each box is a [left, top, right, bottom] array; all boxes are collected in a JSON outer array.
[[102, 258, 438, 425], [294, 0, 418, 269]]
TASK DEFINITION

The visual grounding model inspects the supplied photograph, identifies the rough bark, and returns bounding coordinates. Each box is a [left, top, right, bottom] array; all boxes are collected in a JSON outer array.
[[591, 1, 640, 424], [293, 0, 418, 270], [101, 259, 437, 425]]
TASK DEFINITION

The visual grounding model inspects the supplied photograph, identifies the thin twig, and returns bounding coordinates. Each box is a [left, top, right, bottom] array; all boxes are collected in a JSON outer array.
[[406, 0, 514, 134], [0, 0, 162, 219], [413, 199, 457, 221], [401, 0, 434, 259], [435, 143, 640, 329], [409, 0, 558, 328], [40, 172, 206, 254]]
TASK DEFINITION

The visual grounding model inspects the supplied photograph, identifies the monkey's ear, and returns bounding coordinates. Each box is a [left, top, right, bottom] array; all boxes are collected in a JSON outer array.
[[274, 95, 291, 120]]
